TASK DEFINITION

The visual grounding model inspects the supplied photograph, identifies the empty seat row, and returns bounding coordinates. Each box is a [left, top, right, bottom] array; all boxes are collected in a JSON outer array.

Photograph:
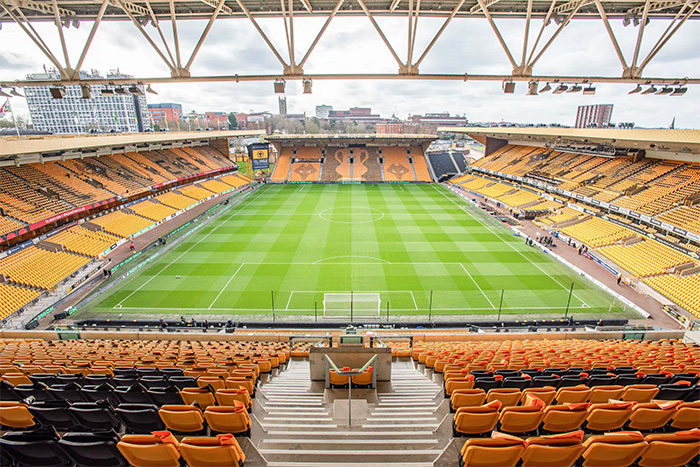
[[0, 428, 245, 467], [459, 429, 700, 467], [453, 397, 699, 436]]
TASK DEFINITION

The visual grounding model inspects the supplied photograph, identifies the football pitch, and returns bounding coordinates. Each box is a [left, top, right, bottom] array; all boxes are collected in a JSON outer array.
[[75, 183, 637, 321]]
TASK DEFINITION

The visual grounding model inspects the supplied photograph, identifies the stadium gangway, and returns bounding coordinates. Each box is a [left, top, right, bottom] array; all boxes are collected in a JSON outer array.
[[368, 334, 414, 349], [288, 335, 331, 348], [324, 354, 378, 426]]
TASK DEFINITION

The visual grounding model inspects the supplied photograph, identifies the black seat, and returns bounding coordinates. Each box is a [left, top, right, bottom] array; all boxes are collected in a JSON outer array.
[[57, 374, 86, 386], [69, 402, 121, 431], [612, 366, 637, 374], [113, 384, 152, 404], [542, 369, 567, 377], [616, 375, 643, 386], [135, 368, 160, 377], [501, 377, 531, 390], [519, 369, 541, 378], [670, 374, 700, 386], [654, 384, 694, 401], [114, 403, 164, 433], [0, 380, 22, 401], [588, 375, 618, 387], [29, 374, 60, 387], [47, 383, 88, 403], [557, 376, 587, 388], [530, 376, 560, 388], [112, 368, 137, 377], [13, 382, 56, 402], [59, 431, 128, 467], [112, 376, 140, 387], [494, 370, 519, 378], [160, 368, 184, 378], [168, 376, 198, 390], [474, 378, 502, 392], [0, 427, 70, 467], [27, 400, 79, 431], [642, 374, 671, 385], [140, 376, 168, 389], [84, 374, 113, 385], [684, 386, 700, 402], [587, 368, 611, 375], [147, 386, 184, 406], [82, 383, 120, 406], [470, 370, 493, 379]]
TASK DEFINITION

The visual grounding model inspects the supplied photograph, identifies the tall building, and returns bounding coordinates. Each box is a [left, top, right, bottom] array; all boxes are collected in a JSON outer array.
[[376, 122, 405, 134], [25, 69, 151, 134], [279, 97, 288, 116], [147, 103, 182, 125], [575, 104, 614, 128], [408, 113, 468, 126], [315, 105, 332, 119]]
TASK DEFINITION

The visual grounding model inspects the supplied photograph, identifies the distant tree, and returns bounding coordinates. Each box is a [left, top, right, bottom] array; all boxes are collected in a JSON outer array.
[[304, 119, 320, 134], [228, 112, 238, 129]]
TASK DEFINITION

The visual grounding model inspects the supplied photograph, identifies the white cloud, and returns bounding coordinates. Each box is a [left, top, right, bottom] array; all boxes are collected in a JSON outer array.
[[0, 14, 698, 127]]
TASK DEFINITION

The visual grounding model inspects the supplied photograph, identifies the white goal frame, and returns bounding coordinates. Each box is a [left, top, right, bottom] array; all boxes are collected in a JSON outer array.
[[323, 292, 381, 318]]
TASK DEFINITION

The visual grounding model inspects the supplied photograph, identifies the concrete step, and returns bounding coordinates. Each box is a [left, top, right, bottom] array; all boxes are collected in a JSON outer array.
[[261, 423, 340, 430], [259, 438, 440, 450], [264, 430, 437, 439], [267, 462, 433, 467], [360, 423, 438, 430], [263, 417, 334, 422], [259, 448, 442, 463]]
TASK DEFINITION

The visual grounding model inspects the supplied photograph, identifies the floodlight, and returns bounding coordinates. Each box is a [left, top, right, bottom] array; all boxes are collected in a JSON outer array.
[[50, 87, 66, 98], [567, 84, 582, 93], [552, 84, 568, 94], [641, 85, 657, 95], [274, 80, 286, 94], [655, 86, 673, 95], [115, 87, 129, 95], [137, 16, 149, 26], [622, 16, 631, 27], [633, 17, 640, 26], [10, 87, 24, 97], [582, 85, 596, 95], [671, 87, 688, 96], [72, 18, 80, 28], [502, 81, 516, 94], [81, 85, 92, 99], [302, 79, 312, 94], [129, 86, 144, 95], [553, 14, 563, 25], [527, 81, 539, 95], [539, 82, 552, 93], [146, 84, 158, 94], [0, 88, 11, 98], [628, 84, 642, 94]]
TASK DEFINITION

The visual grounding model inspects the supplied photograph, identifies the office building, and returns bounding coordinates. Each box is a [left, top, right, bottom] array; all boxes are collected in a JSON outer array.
[[575, 104, 614, 128]]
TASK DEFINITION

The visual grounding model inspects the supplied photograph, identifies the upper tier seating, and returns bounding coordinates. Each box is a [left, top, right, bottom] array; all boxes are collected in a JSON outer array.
[[645, 273, 700, 318], [559, 217, 637, 248], [156, 192, 198, 211], [90, 210, 154, 238], [658, 205, 700, 236], [130, 201, 178, 222], [49, 226, 120, 257]]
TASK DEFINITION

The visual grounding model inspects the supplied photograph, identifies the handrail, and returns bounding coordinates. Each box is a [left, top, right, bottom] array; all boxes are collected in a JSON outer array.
[[323, 354, 378, 426]]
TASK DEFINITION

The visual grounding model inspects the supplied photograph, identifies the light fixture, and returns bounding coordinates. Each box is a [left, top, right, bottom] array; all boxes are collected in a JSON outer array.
[[628, 84, 642, 94], [10, 87, 24, 97], [671, 87, 688, 96], [582, 85, 596, 95], [0, 88, 11, 98], [552, 84, 568, 94], [553, 14, 563, 25], [137, 16, 149, 26], [61, 18, 70, 28], [129, 85, 144, 95], [539, 82, 552, 93], [50, 87, 66, 98], [101, 88, 115, 97], [655, 86, 673, 95], [114, 87, 129, 95], [527, 81, 539, 95], [622, 16, 631, 27], [567, 84, 583, 93], [81, 85, 92, 99], [274, 80, 286, 94], [302, 79, 312, 94], [146, 84, 158, 94], [71, 18, 80, 28], [641, 85, 658, 95], [633, 16, 640, 26], [502, 81, 516, 94]]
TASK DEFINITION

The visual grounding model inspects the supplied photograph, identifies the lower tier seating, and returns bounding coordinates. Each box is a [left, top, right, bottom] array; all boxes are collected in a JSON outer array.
[[598, 240, 696, 278], [645, 273, 700, 318], [0, 283, 42, 320]]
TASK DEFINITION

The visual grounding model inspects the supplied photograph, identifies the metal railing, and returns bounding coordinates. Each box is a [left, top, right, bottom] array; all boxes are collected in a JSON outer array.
[[324, 354, 377, 426]]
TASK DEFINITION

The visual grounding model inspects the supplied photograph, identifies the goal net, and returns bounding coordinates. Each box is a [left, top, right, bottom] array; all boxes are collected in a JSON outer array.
[[323, 292, 380, 318]]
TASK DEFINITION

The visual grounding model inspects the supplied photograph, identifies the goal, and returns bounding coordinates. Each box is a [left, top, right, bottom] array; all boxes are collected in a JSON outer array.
[[323, 292, 380, 318]]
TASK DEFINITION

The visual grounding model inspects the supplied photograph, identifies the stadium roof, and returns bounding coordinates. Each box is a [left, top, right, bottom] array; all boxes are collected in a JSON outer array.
[[0, 129, 264, 159], [444, 126, 700, 157], [266, 134, 437, 144]]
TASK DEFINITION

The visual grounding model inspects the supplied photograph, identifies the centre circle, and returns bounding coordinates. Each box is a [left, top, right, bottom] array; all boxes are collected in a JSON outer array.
[[318, 206, 385, 224]]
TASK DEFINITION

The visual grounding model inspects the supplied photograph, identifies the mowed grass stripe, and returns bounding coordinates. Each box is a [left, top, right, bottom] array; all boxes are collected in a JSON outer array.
[[79, 184, 631, 318]]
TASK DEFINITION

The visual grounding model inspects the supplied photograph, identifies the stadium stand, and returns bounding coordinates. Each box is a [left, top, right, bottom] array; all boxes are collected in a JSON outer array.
[[599, 240, 696, 278], [289, 161, 321, 182], [130, 200, 178, 222], [0, 246, 90, 290], [383, 147, 414, 181], [48, 226, 120, 257], [90, 210, 154, 238], [357, 148, 383, 182], [156, 191, 198, 211]]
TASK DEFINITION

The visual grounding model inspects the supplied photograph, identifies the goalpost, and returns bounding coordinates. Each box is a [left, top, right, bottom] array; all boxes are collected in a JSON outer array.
[[323, 292, 381, 318]]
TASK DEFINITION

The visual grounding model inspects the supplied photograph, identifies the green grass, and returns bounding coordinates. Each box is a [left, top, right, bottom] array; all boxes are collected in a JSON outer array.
[[75, 184, 636, 321]]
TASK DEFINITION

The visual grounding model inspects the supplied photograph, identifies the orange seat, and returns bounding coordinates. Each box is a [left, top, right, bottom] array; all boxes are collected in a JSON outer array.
[[541, 404, 590, 433], [351, 367, 373, 387], [620, 384, 659, 403], [179, 435, 246, 467], [197, 376, 226, 391], [498, 406, 545, 434], [670, 401, 700, 429], [520, 387, 557, 406], [329, 369, 350, 387], [460, 435, 527, 467], [451, 389, 486, 411], [522, 430, 585, 467], [226, 377, 255, 395], [1, 373, 32, 386], [486, 388, 521, 408], [588, 385, 625, 404], [580, 432, 648, 467], [204, 402, 251, 435], [585, 402, 635, 432], [117, 433, 181, 467], [179, 387, 216, 409], [216, 388, 252, 410], [639, 430, 700, 467], [158, 405, 205, 434], [454, 401, 502, 436], [445, 376, 475, 396], [0, 401, 35, 428], [555, 385, 591, 404], [627, 401, 679, 431]]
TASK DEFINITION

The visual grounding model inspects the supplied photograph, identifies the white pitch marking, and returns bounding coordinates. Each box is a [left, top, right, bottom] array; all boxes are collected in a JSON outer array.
[[113, 305, 592, 312], [460, 263, 496, 309], [409, 291, 418, 309], [208, 263, 244, 309], [313, 255, 390, 264], [114, 186, 270, 308], [285, 291, 295, 310], [434, 184, 589, 307]]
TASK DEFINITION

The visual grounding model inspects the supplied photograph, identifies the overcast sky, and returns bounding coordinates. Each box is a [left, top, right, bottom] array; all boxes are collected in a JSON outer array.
[[0, 13, 698, 127]]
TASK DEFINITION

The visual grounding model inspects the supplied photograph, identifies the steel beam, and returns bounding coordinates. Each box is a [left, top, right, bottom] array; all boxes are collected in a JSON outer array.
[[73, 0, 109, 78], [356, 0, 405, 70], [476, 0, 517, 70], [298, 0, 346, 68], [638, 0, 700, 71], [631, 0, 651, 69], [594, 0, 629, 71], [233, 0, 289, 68], [185, 0, 227, 70], [528, 0, 585, 69], [413, 0, 465, 68], [8, 0, 75, 18], [469, 0, 500, 15]]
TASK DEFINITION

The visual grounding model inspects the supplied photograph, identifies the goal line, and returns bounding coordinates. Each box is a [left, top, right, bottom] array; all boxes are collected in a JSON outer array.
[[323, 292, 381, 318]]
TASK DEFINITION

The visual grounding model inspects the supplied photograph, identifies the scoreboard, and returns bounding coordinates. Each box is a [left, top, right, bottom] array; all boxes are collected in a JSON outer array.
[[248, 142, 270, 170]]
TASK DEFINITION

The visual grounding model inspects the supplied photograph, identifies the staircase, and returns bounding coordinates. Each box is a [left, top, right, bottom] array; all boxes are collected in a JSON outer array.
[[254, 359, 447, 466]]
